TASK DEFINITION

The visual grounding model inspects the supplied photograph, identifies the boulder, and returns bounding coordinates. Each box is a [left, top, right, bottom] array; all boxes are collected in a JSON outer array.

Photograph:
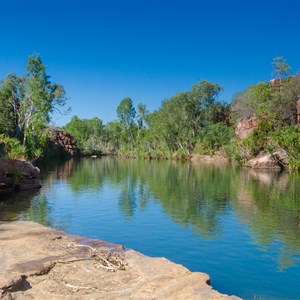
[[245, 149, 289, 169], [270, 78, 281, 87], [272, 149, 289, 167], [0, 159, 41, 194], [0, 158, 40, 178], [245, 153, 280, 169], [235, 117, 258, 140], [0, 182, 14, 195]]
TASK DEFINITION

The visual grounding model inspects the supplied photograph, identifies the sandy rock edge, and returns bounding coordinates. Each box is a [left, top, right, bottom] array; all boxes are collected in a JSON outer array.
[[0, 221, 241, 300]]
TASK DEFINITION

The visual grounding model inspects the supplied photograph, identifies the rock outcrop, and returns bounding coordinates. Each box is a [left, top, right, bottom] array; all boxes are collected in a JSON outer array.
[[0, 221, 240, 300], [190, 154, 229, 164], [245, 149, 289, 169], [269, 78, 282, 87], [235, 117, 258, 140], [48, 129, 81, 157], [0, 159, 41, 195]]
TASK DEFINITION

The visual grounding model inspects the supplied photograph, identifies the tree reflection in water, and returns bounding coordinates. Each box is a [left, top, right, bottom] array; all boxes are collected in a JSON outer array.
[[1, 157, 300, 271]]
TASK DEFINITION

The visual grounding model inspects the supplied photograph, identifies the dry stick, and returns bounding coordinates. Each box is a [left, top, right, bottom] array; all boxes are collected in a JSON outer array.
[[59, 244, 123, 271], [64, 282, 92, 290]]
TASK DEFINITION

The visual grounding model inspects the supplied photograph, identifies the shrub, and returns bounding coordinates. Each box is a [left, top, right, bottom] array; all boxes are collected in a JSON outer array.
[[0, 134, 27, 159], [271, 126, 300, 170], [196, 123, 231, 155]]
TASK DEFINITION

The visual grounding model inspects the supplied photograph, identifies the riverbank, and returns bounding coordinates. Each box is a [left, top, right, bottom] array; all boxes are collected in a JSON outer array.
[[0, 221, 240, 300], [0, 159, 41, 196]]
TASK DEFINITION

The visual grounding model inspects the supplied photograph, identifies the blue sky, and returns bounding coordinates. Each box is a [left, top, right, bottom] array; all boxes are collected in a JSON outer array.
[[0, 0, 299, 126]]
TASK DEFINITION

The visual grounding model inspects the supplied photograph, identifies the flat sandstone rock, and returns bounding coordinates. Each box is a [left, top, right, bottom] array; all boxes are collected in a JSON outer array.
[[0, 221, 240, 300]]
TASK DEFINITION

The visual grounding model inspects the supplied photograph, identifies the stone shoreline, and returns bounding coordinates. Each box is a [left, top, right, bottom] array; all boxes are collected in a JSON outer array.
[[0, 221, 240, 300]]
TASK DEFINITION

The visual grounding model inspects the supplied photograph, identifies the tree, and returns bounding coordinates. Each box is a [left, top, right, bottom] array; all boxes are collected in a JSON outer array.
[[64, 116, 105, 154], [117, 97, 136, 128], [105, 121, 123, 152], [137, 103, 148, 129], [144, 80, 225, 155], [20, 54, 67, 147], [231, 81, 271, 119], [116, 97, 137, 148], [0, 73, 24, 137], [0, 54, 68, 159], [270, 75, 300, 125], [272, 56, 291, 80], [187, 80, 223, 137]]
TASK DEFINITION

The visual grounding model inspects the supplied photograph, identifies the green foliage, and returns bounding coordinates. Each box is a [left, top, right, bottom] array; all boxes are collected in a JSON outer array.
[[137, 103, 148, 129], [196, 123, 231, 155], [116, 97, 137, 149], [249, 117, 274, 155], [232, 57, 300, 127], [221, 117, 275, 163], [144, 80, 226, 157], [105, 120, 122, 152], [87, 80, 230, 160], [117, 97, 136, 128], [0, 134, 27, 159], [21, 55, 67, 148], [228, 57, 300, 169], [231, 81, 271, 119], [272, 56, 291, 79], [221, 140, 245, 163], [0, 54, 68, 160], [0, 74, 23, 137], [271, 126, 300, 170], [63, 115, 105, 155], [269, 75, 300, 125]]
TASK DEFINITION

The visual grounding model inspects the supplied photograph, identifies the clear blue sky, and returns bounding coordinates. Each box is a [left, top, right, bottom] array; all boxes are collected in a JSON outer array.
[[0, 0, 299, 126]]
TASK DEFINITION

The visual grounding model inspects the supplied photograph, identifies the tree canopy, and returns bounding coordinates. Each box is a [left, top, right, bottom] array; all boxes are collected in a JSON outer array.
[[2, 54, 300, 168], [0, 54, 68, 158]]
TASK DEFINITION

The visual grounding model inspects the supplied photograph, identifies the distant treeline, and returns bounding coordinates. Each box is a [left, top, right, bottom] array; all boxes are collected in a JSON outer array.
[[1, 55, 300, 169], [64, 57, 300, 169]]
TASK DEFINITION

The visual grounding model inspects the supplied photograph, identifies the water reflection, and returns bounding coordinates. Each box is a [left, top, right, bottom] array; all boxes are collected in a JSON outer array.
[[0, 191, 52, 226], [118, 175, 137, 218], [234, 168, 300, 271], [1, 157, 300, 272]]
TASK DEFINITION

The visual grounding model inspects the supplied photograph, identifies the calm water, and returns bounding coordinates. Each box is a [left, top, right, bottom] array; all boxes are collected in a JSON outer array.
[[1, 157, 300, 299]]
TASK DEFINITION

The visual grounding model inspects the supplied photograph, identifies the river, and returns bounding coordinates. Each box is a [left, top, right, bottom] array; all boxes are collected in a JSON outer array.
[[1, 157, 300, 299]]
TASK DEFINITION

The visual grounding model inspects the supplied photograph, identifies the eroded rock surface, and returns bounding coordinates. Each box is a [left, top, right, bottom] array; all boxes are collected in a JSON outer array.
[[47, 129, 81, 157], [0, 221, 240, 300], [0, 159, 39, 178], [245, 149, 289, 169], [235, 117, 258, 140]]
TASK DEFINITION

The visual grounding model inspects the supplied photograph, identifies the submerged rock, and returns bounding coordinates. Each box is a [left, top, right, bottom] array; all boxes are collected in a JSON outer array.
[[0, 221, 240, 300]]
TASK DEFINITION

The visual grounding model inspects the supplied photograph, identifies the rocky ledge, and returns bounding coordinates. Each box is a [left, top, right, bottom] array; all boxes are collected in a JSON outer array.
[[0, 159, 41, 195], [244, 149, 289, 169], [190, 154, 230, 164], [0, 221, 240, 300]]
